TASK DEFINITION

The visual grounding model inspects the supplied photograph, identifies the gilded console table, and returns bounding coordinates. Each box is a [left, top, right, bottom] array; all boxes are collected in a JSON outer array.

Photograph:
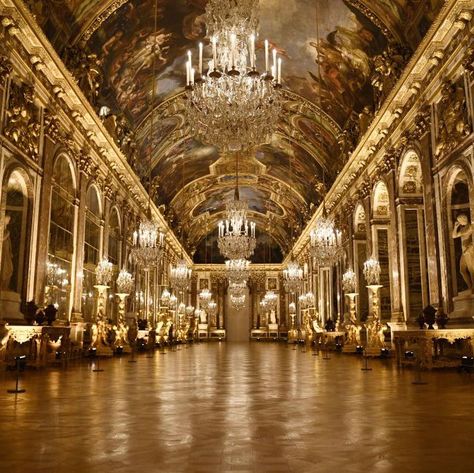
[[393, 329, 474, 369]]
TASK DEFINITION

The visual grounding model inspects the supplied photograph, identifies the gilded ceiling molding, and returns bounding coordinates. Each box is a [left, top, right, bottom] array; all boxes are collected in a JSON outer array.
[[75, 0, 130, 46]]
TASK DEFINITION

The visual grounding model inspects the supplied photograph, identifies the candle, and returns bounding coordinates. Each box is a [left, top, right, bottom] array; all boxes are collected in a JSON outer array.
[[271, 65, 276, 79], [272, 48, 277, 70], [198, 42, 203, 75], [277, 57, 282, 84], [264, 39, 269, 72], [133, 231, 137, 246], [212, 36, 217, 69], [191, 67, 195, 85], [186, 60, 190, 85]]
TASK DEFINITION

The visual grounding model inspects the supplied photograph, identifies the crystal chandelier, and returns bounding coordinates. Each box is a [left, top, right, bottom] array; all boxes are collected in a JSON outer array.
[[298, 291, 315, 309], [218, 198, 256, 259], [130, 218, 165, 269], [169, 294, 178, 309], [116, 268, 134, 294], [95, 258, 113, 285], [170, 257, 192, 292], [310, 212, 343, 266], [363, 257, 381, 286], [160, 288, 171, 305], [259, 298, 268, 310], [199, 288, 212, 309], [186, 305, 195, 316], [230, 293, 246, 310], [225, 258, 250, 283], [263, 290, 278, 310], [208, 300, 218, 316], [184, 0, 283, 152], [46, 261, 68, 288], [342, 268, 357, 293], [283, 257, 304, 293]]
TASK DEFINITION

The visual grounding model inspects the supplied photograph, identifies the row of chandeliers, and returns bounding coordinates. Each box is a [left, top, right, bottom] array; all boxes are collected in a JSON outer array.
[[185, 0, 286, 309], [126, 0, 345, 316]]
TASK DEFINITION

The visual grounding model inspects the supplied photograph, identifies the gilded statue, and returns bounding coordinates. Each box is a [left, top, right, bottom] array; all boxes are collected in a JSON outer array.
[[371, 43, 409, 111], [452, 214, 474, 290], [4, 82, 40, 158], [435, 80, 470, 157], [0, 214, 13, 291]]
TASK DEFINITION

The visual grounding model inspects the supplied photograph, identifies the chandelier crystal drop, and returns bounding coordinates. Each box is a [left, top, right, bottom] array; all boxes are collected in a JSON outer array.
[[170, 258, 192, 293], [95, 258, 114, 286], [363, 257, 381, 286], [218, 199, 256, 259], [283, 257, 304, 293], [225, 258, 250, 283], [130, 218, 165, 268], [46, 261, 68, 287], [184, 0, 283, 152], [116, 268, 134, 294], [310, 214, 343, 266], [199, 288, 212, 309], [342, 268, 357, 293]]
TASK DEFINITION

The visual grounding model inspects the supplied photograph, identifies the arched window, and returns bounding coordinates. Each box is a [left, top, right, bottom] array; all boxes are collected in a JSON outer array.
[[82, 185, 102, 320], [47, 155, 76, 317]]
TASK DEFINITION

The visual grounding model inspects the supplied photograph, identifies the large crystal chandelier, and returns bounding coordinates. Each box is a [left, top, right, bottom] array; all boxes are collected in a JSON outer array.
[[170, 257, 192, 292], [130, 218, 165, 268], [184, 0, 283, 152], [217, 192, 256, 259], [199, 288, 212, 309], [363, 257, 381, 286], [116, 268, 134, 294], [283, 257, 304, 293], [95, 258, 113, 286], [225, 258, 250, 283], [310, 211, 343, 266]]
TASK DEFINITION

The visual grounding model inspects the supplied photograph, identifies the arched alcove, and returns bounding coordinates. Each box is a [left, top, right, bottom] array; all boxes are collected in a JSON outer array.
[[447, 167, 472, 296], [0, 166, 33, 319]]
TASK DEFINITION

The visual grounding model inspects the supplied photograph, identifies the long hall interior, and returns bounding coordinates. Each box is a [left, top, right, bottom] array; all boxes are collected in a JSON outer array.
[[0, 0, 473, 472]]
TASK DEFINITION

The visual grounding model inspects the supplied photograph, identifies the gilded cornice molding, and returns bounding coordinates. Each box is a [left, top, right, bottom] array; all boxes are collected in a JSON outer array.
[[289, 0, 473, 260]]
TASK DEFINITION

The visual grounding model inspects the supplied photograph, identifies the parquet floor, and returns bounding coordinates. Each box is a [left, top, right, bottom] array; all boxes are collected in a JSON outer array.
[[1, 342, 473, 473]]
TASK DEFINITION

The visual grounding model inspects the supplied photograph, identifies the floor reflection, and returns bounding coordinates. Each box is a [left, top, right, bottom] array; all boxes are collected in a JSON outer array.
[[0, 343, 473, 473]]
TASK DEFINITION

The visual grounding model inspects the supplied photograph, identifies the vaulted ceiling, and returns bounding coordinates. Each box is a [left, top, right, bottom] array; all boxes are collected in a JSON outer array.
[[28, 0, 444, 262]]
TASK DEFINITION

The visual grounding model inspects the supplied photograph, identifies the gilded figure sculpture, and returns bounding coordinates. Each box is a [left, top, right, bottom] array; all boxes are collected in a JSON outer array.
[[452, 214, 474, 290], [435, 80, 470, 157], [4, 82, 40, 158]]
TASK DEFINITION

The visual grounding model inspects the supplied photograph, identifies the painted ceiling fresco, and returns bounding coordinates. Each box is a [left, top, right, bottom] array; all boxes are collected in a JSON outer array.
[[29, 0, 444, 262]]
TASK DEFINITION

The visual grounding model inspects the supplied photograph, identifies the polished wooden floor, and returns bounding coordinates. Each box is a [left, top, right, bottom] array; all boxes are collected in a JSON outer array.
[[0, 342, 473, 473]]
